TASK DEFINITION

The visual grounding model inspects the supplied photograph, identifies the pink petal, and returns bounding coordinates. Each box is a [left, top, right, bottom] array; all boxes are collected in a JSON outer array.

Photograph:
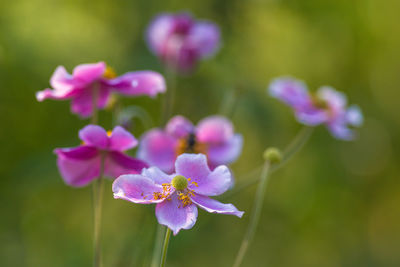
[[196, 116, 234, 144], [146, 14, 176, 55], [72, 62, 106, 84], [175, 154, 233, 196], [141, 167, 173, 185], [269, 77, 312, 109], [165, 115, 194, 138], [207, 134, 243, 166], [108, 71, 166, 97], [109, 126, 138, 151], [54, 146, 101, 187], [79, 125, 109, 149], [104, 151, 148, 179], [137, 129, 177, 173], [188, 21, 220, 58], [70, 84, 111, 118], [155, 193, 198, 235], [191, 194, 243, 217], [112, 174, 165, 204], [317, 86, 347, 113]]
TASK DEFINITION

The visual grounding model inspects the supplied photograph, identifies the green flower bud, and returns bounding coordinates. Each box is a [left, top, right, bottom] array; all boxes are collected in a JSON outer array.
[[263, 148, 282, 164]]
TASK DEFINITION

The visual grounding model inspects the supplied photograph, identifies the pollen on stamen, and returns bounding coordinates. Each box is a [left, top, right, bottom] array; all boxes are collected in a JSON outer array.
[[107, 130, 112, 137]]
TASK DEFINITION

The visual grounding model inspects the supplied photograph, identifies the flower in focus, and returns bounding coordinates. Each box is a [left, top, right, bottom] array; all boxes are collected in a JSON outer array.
[[269, 77, 363, 140], [54, 125, 148, 187], [137, 115, 243, 173], [113, 153, 243, 235], [36, 62, 166, 117], [146, 12, 220, 74]]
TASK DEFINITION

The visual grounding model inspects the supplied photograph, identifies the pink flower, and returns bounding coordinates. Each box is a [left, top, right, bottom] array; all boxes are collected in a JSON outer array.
[[113, 153, 243, 235], [137, 115, 243, 173], [269, 77, 363, 140], [146, 12, 220, 74], [54, 125, 148, 187], [36, 62, 166, 117]]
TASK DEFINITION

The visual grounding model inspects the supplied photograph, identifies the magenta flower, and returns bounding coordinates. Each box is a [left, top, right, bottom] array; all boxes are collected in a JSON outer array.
[[54, 125, 148, 187], [269, 77, 363, 140], [146, 12, 220, 73], [137, 115, 243, 173], [113, 153, 243, 235], [36, 62, 166, 117]]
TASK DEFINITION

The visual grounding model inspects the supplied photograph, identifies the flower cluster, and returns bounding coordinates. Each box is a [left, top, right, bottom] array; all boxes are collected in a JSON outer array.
[[36, 10, 364, 267]]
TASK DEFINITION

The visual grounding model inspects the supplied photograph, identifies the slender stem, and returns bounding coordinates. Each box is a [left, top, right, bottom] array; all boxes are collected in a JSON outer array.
[[151, 225, 166, 267], [219, 88, 238, 119], [223, 126, 313, 198], [160, 227, 172, 267], [161, 69, 176, 125], [233, 161, 271, 267], [93, 155, 105, 267]]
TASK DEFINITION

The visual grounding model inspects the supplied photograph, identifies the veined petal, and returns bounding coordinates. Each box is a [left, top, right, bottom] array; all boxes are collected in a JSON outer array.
[[104, 151, 148, 179], [166, 115, 194, 138], [137, 129, 177, 173], [191, 194, 243, 217], [79, 125, 109, 149], [112, 174, 164, 204], [141, 166, 173, 185], [175, 154, 233, 196], [108, 71, 166, 97], [155, 193, 198, 235], [207, 134, 243, 166], [54, 146, 101, 187], [196, 116, 234, 144], [72, 62, 106, 84], [109, 126, 138, 151]]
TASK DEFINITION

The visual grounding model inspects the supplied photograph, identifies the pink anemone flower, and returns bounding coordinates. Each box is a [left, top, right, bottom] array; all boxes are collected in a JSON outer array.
[[269, 77, 363, 140], [113, 153, 244, 235], [54, 125, 148, 187], [36, 62, 166, 117], [146, 12, 220, 74], [137, 115, 243, 173]]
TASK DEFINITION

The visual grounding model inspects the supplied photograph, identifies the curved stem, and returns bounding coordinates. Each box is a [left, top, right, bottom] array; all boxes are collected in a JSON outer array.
[[151, 225, 166, 267], [224, 126, 313, 198], [160, 227, 172, 267], [233, 161, 271, 267], [93, 155, 105, 267]]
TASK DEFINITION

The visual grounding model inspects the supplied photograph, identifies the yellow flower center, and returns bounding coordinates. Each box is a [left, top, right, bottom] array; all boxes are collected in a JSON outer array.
[[312, 95, 329, 109], [107, 130, 112, 137], [103, 66, 117, 79], [176, 133, 208, 156]]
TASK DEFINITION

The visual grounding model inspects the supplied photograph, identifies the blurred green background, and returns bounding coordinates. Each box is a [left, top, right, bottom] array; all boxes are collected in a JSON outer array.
[[1, 0, 399, 266]]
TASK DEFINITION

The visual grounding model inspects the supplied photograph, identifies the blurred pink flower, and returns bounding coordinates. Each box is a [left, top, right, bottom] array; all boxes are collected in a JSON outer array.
[[36, 62, 166, 117], [146, 12, 220, 74], [54, 125, 148, 187], [137, 115, 243, 173]]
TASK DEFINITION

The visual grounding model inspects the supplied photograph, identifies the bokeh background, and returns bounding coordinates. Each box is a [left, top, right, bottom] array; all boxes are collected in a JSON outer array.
[[1, 0, 399, 266]]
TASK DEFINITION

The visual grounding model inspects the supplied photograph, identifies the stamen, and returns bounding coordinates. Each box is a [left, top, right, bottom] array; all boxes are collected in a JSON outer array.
[[103, 66, 117, 79]]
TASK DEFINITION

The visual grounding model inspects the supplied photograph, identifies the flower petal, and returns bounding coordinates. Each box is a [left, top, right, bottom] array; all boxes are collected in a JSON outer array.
[[137, 129, 177, 173], [112, 174, 164, 204], [327, 120, 355, 141], [54, 146, 100, 187], [104, 151, 148, 179], [188, 21, 220, 58], [196, 116, 234, 144], [108, 71, 166, 97], [109, 126, 138, 151], [175, 154, 233, 196], [146, 14, 176, 55], [317, 86, 347, 112], [72, 62, 106, 84], [295, 107, 328, 126], [79, 125, 109, 149], [191, 194, 243, 217], [166, 115, 194, 138], [269, 77, 311, 109], [207, 134, 243, 166], [141, 166, 173, 185], [346, 105, 363, 126], [155, 193, 198, 235]]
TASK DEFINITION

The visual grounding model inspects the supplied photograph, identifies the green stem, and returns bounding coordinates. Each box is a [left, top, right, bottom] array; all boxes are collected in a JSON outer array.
[[160, 227, 172, 267], [233, 161, 271, 267], [219, 88, 238, 119], [151, 225, 166, 267], [223, 126, 313, 199], [93, 155, 105, 267]]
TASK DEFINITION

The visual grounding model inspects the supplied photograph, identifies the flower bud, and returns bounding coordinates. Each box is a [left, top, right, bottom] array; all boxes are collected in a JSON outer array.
[[263, 148, 282, 164]]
